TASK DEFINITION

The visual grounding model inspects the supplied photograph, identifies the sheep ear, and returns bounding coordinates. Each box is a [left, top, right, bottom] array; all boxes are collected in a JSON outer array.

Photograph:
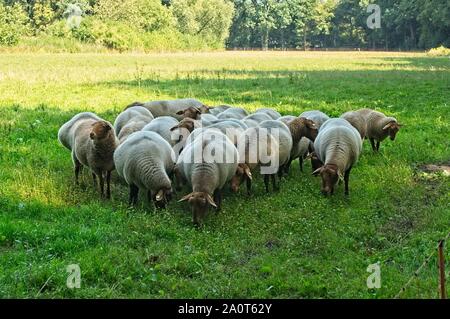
[[170, 125, 179, 131], [178, 193, 192, 202], [206, 194, 217, 208], [155, 189, 164, 201], [89, 132, 95, 139], [382, 122, 394, 130], [176, 110, 184, 115], [312, 167, 322, 176], [194, 107, 201, 114], [397, 123, 403, 127]]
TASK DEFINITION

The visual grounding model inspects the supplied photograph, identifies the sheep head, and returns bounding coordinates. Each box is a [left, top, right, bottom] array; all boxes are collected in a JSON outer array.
[[198, 104, 211, 114], [382, 121, 402, 141], [170, 118, 198, 134], [153, 188, 173, 209], [176, 107, 201, 119], [312, 163, 342, 196], [306, 152, 323, 173], [179, 192, 217, 226], [90, 120, 113, 141], [289, 117, 318, 143], [230, 163, 252, 193]]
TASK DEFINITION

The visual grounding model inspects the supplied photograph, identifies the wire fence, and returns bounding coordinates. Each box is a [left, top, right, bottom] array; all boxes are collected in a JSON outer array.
[[394, 232, 450, 299]]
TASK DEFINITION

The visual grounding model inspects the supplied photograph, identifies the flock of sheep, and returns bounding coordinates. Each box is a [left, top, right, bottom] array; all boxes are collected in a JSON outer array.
[[58, 98, 402, 226]]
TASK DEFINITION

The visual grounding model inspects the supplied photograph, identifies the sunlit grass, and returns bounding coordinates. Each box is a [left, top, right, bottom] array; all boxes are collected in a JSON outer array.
[[0, 51, 449, 298]]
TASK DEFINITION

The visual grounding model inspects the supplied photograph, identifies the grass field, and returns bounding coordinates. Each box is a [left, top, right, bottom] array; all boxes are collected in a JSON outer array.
[[0, 51, 449, 298]]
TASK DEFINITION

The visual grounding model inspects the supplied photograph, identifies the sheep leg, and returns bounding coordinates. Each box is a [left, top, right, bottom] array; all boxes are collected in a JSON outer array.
[[344, 166, 352, 196], [277, 166, 284, 179], [264, 175, 270, 193], [129, 184, 139, 206], [369, 138, 376, 152], [74, 160, 82, 185], [376, 141, 380, 151], [284, 159, 292, 175], [98, 173, 105, 198], [106, 171, 111, 199], [213, 189, 222, 211], [92, 173, 97, 186], [271, 174, 278, 191], [299, 157, 304, 172]]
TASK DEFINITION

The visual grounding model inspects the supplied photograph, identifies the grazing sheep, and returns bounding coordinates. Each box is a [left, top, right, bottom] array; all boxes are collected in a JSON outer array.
[[114, 131, 175, 208], [340, 111, 366, 139], [313, 118, 362, 196], [177, 130, 238, 226], [58, 113, 118, 198], [117, 116, 151, 144], [255, 108, 282, 120], [208, 104, 231, 116], [127, 98, 207, 120], [282, 117, 318, 173], [114, 106, 153, 137], [243, 112, 273, 125], [208, 120, 248, 145], [142, 116, 180, 147], [217, 107, 249, 120], [279, 115, 311, 172], [299, 110, 330, 128], [239, 120, 292, 192], [355, 108, 402, 151], [199, 113, 218, 126]]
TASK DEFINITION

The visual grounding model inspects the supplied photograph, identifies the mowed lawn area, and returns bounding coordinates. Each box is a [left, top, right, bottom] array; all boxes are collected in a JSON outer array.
[[0, 51, 448, 298]]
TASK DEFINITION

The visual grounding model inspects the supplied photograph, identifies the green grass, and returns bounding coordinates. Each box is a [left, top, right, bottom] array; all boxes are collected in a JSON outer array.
[[0, 51, 449, 298]]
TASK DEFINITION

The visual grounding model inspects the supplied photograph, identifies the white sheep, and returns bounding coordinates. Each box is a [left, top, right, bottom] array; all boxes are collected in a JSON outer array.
[[177, 130, 238, 226], [130, 98, 207, 120], [142, 116, 180, 147], [255, 108, 282, 119], [217, 107, 249, 120], [117, 115, 152, 144], [58, 112, 118, 198], [208, 104, 231, 116], [355, 108, 402, 151], [313, 118, 362, 196], [114, 131, 175, 208], [243, 112, 273, 125], [114, 106, 153, 137]]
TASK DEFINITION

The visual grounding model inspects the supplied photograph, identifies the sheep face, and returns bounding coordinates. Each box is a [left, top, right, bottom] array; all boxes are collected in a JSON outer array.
[[176, 107, 201, 120], [312, 164, 342, 196], [179, 192, 217, 226], [154, 188, 173, 209], [230, 164, 252, 192], [383, 122, 401, 141], [90, 121, 113, 141]]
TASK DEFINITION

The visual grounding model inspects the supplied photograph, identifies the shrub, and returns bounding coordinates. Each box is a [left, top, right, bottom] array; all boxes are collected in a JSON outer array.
[[427, 46, 450, 57], [0, 3, 29, 46]]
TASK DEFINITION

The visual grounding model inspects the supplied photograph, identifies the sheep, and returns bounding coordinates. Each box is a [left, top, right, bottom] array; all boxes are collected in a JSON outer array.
[[117, 115, 151, 144], [282, 117, 318, 173], [255, 108, 282, 120], [207, 120, 248, 145], [299, 110, 330, 128], [279, 115, 313, 172], [237, 120, 292, 192], [340, 111, 366, 139], [199, 113, 218, 127], [142, 116, 180, 147], [355, 108, 402, 151], [58, 112, 118, 199], [114, 131, 175, 208], [312, 118, 362, 196], [114, 106, 153, 137], [217, 107, 249, 120], [243, 112, 273, 126], [177, 130, 238, 226], [208, 104, 231, 116], [127, 98, 208, 120]]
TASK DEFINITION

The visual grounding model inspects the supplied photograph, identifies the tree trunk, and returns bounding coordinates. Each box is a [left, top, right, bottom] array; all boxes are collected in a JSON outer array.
[[303, 27, 307, 51], [262, 28, 269, 50]]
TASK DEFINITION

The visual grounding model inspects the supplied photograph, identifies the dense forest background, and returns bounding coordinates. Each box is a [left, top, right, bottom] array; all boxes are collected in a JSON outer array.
[[0, 0, 449, 51]]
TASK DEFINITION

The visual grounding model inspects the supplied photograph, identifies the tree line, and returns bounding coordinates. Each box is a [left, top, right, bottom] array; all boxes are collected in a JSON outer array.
[[0, 0, 448, 51]]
